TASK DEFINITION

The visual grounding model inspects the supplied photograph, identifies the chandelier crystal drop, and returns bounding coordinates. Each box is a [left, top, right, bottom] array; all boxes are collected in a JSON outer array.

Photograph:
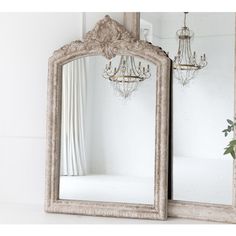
[[173, 12, 208, 86], [103, 55, 151, 98]]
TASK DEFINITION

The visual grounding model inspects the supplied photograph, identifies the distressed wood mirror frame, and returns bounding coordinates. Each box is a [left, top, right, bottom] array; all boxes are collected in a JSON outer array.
[[45, 15, 171, 220], [167, 13, 236, 224]]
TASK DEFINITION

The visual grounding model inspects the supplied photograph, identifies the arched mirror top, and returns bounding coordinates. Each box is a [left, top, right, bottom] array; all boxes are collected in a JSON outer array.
[[49, 15, 170, 65]]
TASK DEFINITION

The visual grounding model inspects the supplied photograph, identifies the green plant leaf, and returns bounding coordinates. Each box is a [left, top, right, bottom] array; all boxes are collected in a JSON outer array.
[[224, 146, 234, 155], [227, 119, 234, 125], [230, 150, 236, 159], [229, 140, 236, 146]]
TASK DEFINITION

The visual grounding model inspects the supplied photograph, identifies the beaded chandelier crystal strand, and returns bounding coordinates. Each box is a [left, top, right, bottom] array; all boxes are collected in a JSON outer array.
[[173, 12, 207, 86]]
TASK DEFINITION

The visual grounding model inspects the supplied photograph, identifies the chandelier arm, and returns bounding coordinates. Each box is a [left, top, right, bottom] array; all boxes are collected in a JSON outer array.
[[103, 69, 111, 79], [184, 39, 189, 64], [130, 56, 140, 77], [187, 38, 193, 64], [125, 56, 130, 76], [179, 38, 184, 64], [185, 38, 189, 64], [116, 55, 125, 76], [104, 65, 115, 78], [177, 33, 181, 59]]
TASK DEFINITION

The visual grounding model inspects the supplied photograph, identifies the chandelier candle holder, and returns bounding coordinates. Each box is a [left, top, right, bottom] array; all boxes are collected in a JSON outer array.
[[103, 55, 151, 98], [173, 12, 208, 86]]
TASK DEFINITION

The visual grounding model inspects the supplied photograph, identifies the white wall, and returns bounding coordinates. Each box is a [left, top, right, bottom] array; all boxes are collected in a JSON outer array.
[[0, 12, 123, 206]]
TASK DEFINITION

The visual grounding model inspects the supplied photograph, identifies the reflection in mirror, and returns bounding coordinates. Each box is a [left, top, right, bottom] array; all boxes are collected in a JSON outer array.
[[59, 55, 157, 204], [141, 12, 235, 204]]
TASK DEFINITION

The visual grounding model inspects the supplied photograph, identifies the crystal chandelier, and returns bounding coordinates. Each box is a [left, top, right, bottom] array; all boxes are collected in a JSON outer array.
[[103, 55, 151, 98], [173, 12, 208, 86]]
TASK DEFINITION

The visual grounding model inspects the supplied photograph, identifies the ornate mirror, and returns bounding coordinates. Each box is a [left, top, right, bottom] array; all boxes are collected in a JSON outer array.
[[140, 12, 236, 223], [45, 15, 171, 220]]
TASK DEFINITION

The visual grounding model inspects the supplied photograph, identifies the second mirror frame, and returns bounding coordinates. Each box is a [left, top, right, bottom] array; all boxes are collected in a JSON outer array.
[[164, 12, 236, 223]]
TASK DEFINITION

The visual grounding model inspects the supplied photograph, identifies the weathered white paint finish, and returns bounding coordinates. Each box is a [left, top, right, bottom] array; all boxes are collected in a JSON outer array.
[[168, 200, 236, 223], [45, 15, 171, 220], [123, 12, 140, 40]]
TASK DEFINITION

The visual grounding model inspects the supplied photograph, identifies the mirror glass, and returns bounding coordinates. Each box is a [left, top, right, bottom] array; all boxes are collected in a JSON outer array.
[[59, 55, 157, 204], [141, 12, 235, 204]]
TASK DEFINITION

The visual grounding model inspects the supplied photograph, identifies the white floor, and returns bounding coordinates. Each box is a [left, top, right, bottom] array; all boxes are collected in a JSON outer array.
[[0, 203, 216, 224], [60, 157, 233, 205], [173, 157, 233, 205], [59, 175, 154, 204]]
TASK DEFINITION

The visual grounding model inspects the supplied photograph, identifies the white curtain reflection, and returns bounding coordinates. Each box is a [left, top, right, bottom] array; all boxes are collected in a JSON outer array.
[[60, 58, 87, 176]]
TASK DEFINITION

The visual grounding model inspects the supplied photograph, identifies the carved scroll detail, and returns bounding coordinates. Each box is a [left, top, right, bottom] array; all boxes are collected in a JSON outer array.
[[51, 15, 169, 61]]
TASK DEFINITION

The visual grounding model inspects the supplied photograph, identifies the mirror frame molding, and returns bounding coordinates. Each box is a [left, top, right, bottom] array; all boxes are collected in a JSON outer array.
[[168, 13, 236, 224], [45, 15, 171, 220]]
